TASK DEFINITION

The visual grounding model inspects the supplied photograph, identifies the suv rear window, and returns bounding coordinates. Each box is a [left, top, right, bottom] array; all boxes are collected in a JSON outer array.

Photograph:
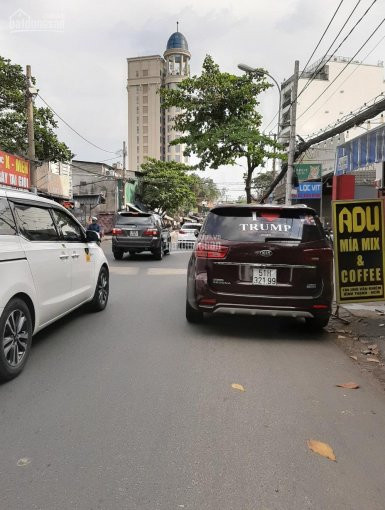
[[116, 214, 153, 225], [182, 223, 202, 230], [0, 198, 16, 235], [202, 207, 324, 243]]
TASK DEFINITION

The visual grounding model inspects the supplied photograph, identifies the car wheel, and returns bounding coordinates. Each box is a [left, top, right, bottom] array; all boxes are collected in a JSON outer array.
[[129, 250, 136, 257], [113, 250, 124, 260], [305, 314, 330, 331], [186, 300, 204, 323], [153, 244, 164, 260], [89, 267, 109, 312], [0, 298, 33, 382]]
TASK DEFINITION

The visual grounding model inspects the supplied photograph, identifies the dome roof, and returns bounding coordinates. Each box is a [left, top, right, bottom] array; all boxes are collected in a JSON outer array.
[[166, 31, 189, 51]]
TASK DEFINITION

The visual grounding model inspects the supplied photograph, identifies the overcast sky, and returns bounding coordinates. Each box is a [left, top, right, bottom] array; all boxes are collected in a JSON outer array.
[[1, 0, 384, 197]]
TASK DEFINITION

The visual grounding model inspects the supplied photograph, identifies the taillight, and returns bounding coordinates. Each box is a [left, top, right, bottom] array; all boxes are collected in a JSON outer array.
[[179, 229, 187, 234], [195, 242, 229, 259], [112, 228, 123, 235], [143, 228, 158, 236]]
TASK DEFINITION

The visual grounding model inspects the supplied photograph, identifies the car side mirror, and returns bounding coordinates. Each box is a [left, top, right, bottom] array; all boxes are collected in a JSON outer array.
[[86, 230, 100, 243], [194, 229, 199, 238]]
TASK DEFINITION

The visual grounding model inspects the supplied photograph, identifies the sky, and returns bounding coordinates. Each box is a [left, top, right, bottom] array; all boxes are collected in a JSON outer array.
[[1, 0, 384, 198]]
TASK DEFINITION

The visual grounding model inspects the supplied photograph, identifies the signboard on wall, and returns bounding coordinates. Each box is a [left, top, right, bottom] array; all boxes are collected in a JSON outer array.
[[333, 199, 385, 303], [297, 182, 322, 199], [0, 151, 30, 189], [294, 163, 322, 181]]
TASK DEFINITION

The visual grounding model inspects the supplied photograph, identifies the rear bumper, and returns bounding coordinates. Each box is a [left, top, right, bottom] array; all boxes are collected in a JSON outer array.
[[112, 237, 160, 250], [187, 274, 332, 318]]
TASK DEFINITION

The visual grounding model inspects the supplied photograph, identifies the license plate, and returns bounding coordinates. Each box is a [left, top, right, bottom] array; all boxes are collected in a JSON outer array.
[[129, 230, 139, 237], [252, 268, 277, 286]]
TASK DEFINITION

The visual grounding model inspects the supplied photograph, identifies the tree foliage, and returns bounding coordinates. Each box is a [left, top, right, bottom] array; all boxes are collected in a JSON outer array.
[[0, 56, 72, 162], [252, 171, 275, 199], [160, 55, 285, 203], [190, 175, 220, 204], [137, 158, 196, 214]]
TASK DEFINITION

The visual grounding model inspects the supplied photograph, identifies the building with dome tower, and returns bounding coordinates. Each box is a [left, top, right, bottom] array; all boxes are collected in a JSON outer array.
[[126, 26, 191, 173]]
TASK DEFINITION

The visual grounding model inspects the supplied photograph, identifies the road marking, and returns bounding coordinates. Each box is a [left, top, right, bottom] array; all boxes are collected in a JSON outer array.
[[110, 267, 139, 275], [147, 268, 187, 275]]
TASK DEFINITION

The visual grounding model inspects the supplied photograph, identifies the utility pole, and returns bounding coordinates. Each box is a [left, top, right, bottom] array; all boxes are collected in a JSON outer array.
[[285, 60, 299, 205], [26, 65, 37, 190], [121, 140, 128, 209], [123, 140, 127, 179]]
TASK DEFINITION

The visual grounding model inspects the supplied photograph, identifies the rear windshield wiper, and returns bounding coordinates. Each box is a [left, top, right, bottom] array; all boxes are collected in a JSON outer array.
[[265, 237, 302, 242]]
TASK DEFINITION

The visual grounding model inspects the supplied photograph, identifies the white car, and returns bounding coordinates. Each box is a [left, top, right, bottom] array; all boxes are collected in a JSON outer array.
[[0, 187, 109, 382], [177, 222, 202, 248]]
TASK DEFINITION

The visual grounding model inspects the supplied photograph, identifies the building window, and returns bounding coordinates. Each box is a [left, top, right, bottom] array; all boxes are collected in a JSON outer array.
[[175, 155, 180, 162], [143, 116, 148, 124], [143, 96, 148, 104], [143, 106, 148, 114], [142, 85, 148, 93], [137, 126, 139, 133], [137, 136, 139, 144], [136, 106, 139, 114], [142, 69, 148, 77], [137, 156, 139, 163], [175, 145, 180, 153], [136, 71, 139, 77], [143, 126, 148, 134], [143, 136, 148, 144], [167, 115, 172, 122], [167, 135, 171, 142], [143, 146, 148, 154]]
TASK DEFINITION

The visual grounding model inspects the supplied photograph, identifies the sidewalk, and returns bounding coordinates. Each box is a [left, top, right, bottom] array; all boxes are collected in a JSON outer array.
[[329, 301, 385, 375]]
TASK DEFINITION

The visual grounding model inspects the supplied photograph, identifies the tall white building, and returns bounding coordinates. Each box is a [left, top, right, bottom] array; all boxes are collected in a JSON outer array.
[[127, 29, 191, 172], [279, 56, 385, 147]]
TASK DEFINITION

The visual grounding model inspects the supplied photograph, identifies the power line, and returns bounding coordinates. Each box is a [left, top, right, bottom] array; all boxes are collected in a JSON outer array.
[[300, 33, 385, 128], [297, 0, 377, 101], [298, 0, 345, 81], [37, 93, 117, 154], [297, 17, 385, 121]]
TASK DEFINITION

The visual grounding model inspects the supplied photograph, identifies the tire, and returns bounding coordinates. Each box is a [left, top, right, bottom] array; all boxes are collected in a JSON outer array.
[[129, 250, 136, 257], [305, 314, 330, 331], [89, 267, 109, 312], [113, 250, 124, 260], [186, 300, 204, 323], [0, 298, 33, 382], [153, 244, 164, 260]]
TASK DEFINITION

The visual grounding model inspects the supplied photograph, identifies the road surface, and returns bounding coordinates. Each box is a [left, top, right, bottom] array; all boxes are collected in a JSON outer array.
[[1, 242, 385, 509]]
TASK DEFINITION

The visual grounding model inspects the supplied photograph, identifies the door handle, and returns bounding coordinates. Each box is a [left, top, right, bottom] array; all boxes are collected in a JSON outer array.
[[71, 253, 79, 259], [59, 254, 69, 260]]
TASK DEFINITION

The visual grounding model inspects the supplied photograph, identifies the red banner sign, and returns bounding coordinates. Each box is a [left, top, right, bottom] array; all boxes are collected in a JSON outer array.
[[0, 151, 30, 189]]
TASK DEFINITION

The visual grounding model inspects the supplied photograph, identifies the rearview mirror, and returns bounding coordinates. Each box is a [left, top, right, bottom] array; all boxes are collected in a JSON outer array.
[[86, 230, 101, 243], [194, 229, 199, 238]]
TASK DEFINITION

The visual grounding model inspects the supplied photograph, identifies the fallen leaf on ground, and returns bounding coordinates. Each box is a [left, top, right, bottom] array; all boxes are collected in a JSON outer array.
[[336, 382, 360, 389], [367, 358, 380, 363], [350, 355, 358, 361], [380, 324, 385, 327], [307, 440, 336, 461], [17, 458, 31, 467], [338, 335, 346, 339], [231, 383, 245, 392]]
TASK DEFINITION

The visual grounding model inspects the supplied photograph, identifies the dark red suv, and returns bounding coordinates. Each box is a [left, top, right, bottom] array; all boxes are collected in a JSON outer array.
[[186, 204, 333, 330]]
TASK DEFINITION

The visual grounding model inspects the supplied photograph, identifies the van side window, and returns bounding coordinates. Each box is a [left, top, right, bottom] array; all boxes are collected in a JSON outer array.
[[13, 204, 59, 241], [51, 209, 84, 242], [0, 198, 16, 235]]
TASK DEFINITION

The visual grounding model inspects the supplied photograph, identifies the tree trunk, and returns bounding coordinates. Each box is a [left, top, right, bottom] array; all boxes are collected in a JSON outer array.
[[245, 165, 254, 204]]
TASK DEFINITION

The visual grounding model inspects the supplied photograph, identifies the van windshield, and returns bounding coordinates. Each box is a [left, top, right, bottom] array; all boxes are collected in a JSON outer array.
[[202, 208, 323, 243]]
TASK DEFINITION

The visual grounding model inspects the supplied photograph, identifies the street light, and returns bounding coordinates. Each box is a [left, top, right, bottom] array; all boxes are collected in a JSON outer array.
[[238, 64, 281, 135]]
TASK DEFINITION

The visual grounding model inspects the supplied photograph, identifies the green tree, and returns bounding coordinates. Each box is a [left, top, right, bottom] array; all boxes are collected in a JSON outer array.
[[160, 55, 284, 203], [252, 171, 275, 199], [137, 158, 196, 215], [0, 56, 72, 161], [190, 175, 220, 205]]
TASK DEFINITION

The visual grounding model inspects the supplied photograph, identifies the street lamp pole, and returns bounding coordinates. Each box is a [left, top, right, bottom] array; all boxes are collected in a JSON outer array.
[[238, 64, 281, 137]]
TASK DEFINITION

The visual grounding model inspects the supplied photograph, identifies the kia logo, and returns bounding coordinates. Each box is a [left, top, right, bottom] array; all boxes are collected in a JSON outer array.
[[257, 250, 273, 257]]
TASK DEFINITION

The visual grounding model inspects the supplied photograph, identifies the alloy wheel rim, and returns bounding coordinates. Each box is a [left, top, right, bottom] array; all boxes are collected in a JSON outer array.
[[98, 272, 108, 305], [2, 309, 29, 367]]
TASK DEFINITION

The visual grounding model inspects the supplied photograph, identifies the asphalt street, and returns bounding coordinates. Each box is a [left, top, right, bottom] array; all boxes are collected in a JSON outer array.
[[1, 242, 385, 510]]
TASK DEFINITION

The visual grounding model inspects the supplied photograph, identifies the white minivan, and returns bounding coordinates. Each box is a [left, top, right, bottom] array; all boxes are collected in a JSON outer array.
[[0, 187, 109, 382]]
